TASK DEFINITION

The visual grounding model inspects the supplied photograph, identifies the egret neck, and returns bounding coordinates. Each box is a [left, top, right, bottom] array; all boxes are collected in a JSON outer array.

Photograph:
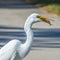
[[18, 16, 33, 58]]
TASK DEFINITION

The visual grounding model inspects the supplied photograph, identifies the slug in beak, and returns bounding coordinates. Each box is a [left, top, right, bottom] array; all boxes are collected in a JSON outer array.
[[37, 15, 52, 25]]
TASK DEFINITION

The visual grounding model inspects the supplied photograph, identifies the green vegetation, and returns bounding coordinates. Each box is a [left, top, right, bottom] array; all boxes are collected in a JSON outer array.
[[25, 0, 60, 16], [42, 4, 60, 16]]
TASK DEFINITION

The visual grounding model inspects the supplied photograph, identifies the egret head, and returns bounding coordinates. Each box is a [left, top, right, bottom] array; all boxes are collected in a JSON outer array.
[[29, 13, 52, 25]]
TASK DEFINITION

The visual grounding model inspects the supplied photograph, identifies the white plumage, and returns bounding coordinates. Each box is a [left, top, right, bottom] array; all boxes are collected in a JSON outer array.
[[0, 13, 51, 60]]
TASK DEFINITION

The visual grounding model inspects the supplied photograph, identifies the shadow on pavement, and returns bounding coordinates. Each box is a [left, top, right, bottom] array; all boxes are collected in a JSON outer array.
[[0, 26, 60, 49], [0, 3, 37, 9]]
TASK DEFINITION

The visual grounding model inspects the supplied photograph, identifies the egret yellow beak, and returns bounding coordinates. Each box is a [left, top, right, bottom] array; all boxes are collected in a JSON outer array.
[[37, 15, 52, 25]]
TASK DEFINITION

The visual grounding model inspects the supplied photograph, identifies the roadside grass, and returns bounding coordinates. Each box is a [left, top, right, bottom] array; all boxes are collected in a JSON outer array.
[[42, 4, 60, 16]]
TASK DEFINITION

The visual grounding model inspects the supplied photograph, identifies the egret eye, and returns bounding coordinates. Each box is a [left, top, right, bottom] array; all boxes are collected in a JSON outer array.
[[37, 15, 41, 18], [37, 15, 45, 19]]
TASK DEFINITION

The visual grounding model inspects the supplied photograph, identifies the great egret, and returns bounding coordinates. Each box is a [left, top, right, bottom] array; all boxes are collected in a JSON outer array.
[[0, 13, 52, 60]]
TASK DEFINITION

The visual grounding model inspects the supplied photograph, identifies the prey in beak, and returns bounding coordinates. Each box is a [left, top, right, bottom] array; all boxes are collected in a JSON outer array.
[[37, 15, 52, 25]]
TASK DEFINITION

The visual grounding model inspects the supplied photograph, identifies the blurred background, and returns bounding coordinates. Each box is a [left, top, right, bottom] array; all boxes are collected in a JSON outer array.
[[0, 0, 60, 60]]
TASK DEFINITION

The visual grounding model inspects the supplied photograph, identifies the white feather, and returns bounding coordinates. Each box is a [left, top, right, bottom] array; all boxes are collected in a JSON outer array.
[[0, 13, 42, 60]]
